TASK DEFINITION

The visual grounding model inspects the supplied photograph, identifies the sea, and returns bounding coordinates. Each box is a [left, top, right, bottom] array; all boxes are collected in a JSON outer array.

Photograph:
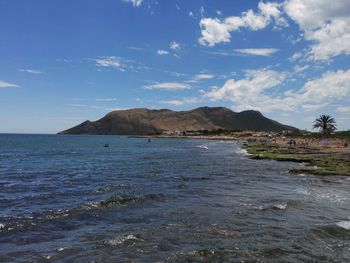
[[0, 134, 350, 262]]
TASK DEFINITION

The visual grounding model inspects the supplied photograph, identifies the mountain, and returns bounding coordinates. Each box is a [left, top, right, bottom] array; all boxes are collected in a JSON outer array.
[[58, 107, 298, 135]]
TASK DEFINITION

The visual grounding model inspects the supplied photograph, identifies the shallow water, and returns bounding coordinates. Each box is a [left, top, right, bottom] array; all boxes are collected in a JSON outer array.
[[0, 134, 350, 262]]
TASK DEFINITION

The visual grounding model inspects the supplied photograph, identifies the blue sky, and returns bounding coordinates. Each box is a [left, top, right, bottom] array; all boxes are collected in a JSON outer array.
[[0, 0, 349, 133]]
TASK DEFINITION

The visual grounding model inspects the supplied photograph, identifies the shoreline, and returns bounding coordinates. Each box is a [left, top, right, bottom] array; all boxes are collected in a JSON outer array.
[[150, 134, 350, 176], [149, 134, 240, 140]]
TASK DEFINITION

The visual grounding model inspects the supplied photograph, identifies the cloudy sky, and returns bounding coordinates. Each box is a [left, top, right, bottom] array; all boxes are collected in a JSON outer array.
[[0, 0, 349, 133]]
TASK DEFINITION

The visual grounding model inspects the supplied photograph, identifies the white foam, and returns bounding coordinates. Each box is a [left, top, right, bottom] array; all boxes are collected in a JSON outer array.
[[317, 192, 348, 203], [197, 145, 208, 150], [0, 223, 5, 230], [86, 201, 99, 208], [273, 203, 288, 210], [257, 205, 264, 210], [234, 147, 249, 156], [104, 234, 142, 246], [296, 188, 348, 203], [336, 221, 350, 230], [257, 203, 287, 211]]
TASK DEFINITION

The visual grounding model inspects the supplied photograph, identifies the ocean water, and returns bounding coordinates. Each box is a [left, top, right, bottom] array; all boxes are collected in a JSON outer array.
[[1, 134, 350, 262]]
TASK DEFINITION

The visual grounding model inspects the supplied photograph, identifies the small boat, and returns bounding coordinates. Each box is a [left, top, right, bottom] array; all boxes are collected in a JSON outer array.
[[104, 144, 109, 147]]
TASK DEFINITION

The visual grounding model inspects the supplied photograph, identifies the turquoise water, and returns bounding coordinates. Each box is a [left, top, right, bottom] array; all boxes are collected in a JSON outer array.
[[0, 134, 350, 262]]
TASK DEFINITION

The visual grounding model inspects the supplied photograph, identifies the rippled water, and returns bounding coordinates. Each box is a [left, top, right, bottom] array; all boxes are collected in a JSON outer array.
[[0, 134, 350, 262]]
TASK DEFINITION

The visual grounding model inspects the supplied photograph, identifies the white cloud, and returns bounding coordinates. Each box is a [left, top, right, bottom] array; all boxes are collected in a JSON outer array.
[[206, 51, 232, 56], [198, 0, 350, 61], [199, 18, 233, 46], [205, 69, 350, 113], [284, 0, 350, 61], [200, 6, 205, 17], [216, 10, 223, 16], [185, 73, 215, 83], [0, 80, 19, 88], [205, 69, 287, 111], [157, 49, 169, 55], [123, 0, 143, 7], [336, 106, 350, 113], [194, 73, 215, 80], [289, 51, 304, 62], [293, 65, 309, 73], [162, 70, 188, 77], [105, 107, 129, 111], [301, 103, 328, 111], [160, 97, 198, 106], [18, 69, 43, 74], [170, 41, 180, 50], [128, 46, 145, 51], [234, 48, 279, 56], [144, 82, 190, 90], [305, 18, 350, 61], [295, 70, 350, 105], [199, 2, 286, 46], [284, 0, 349, 30], [95, 56, 125, 71], [68, 104, 88, 107], [95, 98, 117, 102], [159, 100, 183, 106]]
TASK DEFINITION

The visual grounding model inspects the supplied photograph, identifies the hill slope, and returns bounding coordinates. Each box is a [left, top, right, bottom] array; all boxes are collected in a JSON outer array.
[[58, 107, 297, 135]]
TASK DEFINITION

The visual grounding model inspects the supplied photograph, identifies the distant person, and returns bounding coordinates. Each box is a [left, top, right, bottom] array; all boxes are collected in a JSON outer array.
[[288, 139, 296, 148], [148, 138, 151, 143]]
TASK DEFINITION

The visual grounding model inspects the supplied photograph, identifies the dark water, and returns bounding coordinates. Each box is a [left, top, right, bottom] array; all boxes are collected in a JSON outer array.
[[0, 134, 350, 262]]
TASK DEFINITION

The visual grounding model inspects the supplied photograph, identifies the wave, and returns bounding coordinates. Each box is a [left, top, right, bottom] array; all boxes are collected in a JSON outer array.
[[99, 193, 165, 207], [336, 221, 350, 230], [306, 220, 350, 240], [296, 188, 349, 204], [256, 199, 306, 212], [0, 152, 28, 158], [234, 147, 249, 156], [257, 203, 288, 211], [168, 248, 239, 262], [102, 234, 143, 247], [0, 193, 165, 233], [196, 145, 208, 150], [273, 203, 288, 210], [0, 151, 80, 159]]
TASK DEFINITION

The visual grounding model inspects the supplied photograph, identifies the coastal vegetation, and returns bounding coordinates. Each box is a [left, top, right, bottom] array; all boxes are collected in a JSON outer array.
[[247, 144, 350, 176]]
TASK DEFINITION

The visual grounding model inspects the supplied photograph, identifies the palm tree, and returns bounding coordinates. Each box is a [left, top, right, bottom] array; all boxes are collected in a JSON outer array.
[[313, 115, 337, 135]]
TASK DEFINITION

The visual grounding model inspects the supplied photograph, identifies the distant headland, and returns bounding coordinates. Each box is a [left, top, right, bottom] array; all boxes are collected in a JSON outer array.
[[58, 106, 297, 135]]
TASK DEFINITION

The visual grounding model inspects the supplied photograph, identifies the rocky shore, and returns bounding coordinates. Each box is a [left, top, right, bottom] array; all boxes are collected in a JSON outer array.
[[246, 144, 350, 176], [151, 133, 350, 176]]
